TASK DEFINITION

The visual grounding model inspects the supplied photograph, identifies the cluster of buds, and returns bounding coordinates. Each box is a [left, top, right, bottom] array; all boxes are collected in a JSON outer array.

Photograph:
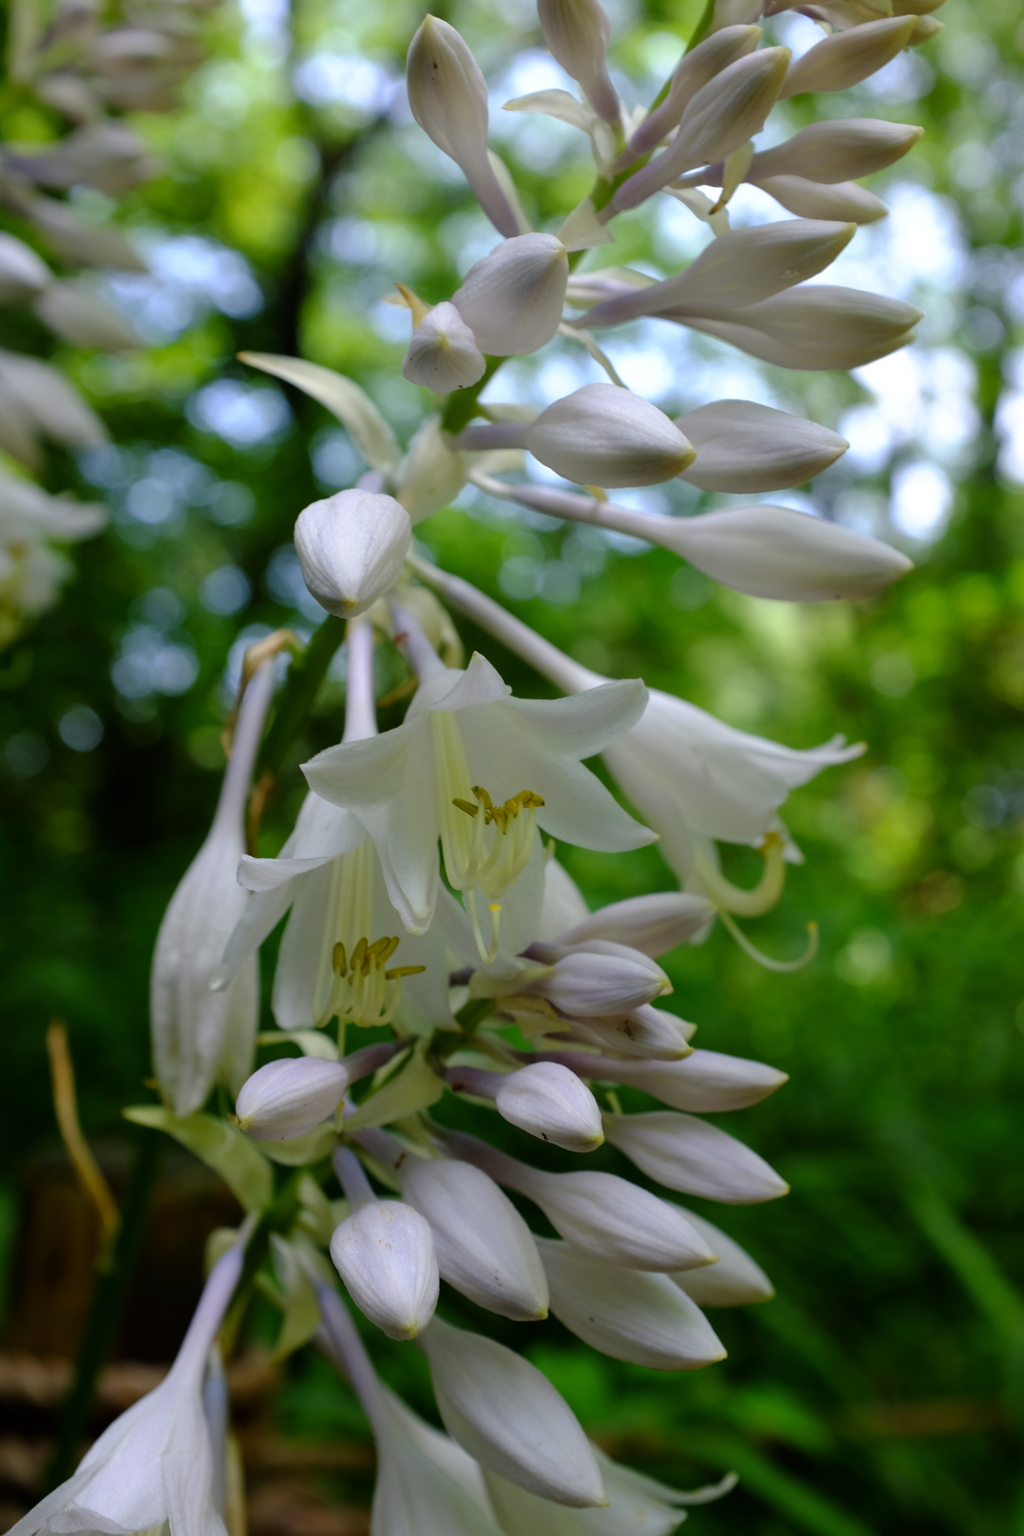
[[18, 1, 948, 1534], [0, 0, 220, 647]]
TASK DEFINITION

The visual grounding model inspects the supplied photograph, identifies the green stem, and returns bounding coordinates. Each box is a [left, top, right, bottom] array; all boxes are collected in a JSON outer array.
[[440, 356, 504, 435], [46, 1129, 162, 1488], [257, 615, 346, 780]]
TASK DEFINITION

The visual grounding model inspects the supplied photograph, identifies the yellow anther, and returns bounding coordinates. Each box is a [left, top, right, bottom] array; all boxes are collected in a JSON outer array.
[[385, 964, 428, 980], [332, 941, 347, 975], [453, 797, 480, 818]]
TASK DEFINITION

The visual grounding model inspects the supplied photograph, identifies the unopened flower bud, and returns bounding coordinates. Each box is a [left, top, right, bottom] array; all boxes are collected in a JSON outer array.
[[294, 488, 411, 618], [495, 1062, 604, 1153], [573, 1004, 696, 1060], [756, 174, 889, 225], [536, 0, 619, 125], [0, 232, 50, 302], [627, 25, 761, 158], [780, 16, 918, 99], [665, 505, 913, 602], [680, 285, 922, 370], [614, 47, 790, 212], [402, 302, 486, 393], [604, 1110, 789, 1203], [676, 399, 847, 493], [419, 1316, 605, 1506], [406, 17, 519, 237], [394, 416, 467, 522], [540, 1046, 787, 1112], [397, 1154, 549, 1320], [453, 234, 569, 356], [582, 220, 853, 330], [537, 1238, 726, 1369], [330, 1200, 439, 1340], [557, 891, 715, 956], [748, 118, 924, 186], [442, 1130, 715, 1271], [526, 384, 694, 489], [672, 1209, 774, 1306], [530, 939, 671, 1016], [236, 1057, 349, 1141]]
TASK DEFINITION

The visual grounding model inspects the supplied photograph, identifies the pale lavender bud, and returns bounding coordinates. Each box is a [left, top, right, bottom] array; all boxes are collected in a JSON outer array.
[[664, 505, 913, 602], [672, 1209, 774, 1306], [627, 26, 761, 158], [537, 1238, 726, 1370], [677, 399, 848, 493], [402, 302, 486, 393], [398, 1155, 549, 1320], [453, 234, 569, 356], [530, 940, 671, 1016], [537, 1047, 787, 1112], [536, 0, 619, 125], [526, 384, 695, 489], [494, 1062, 604, 1153], [748, 119, 924, 186], [755, 174, 889, 225], [604, 1110, 789, 1203], [330, 1200, 439, 1340], [235, 1057, 349, 1141], [780, 16, 918, 99], [419, 1316, 605, 1506], [294, 488, 411, 618], [679, 285, 923, 371], [571, 1004, 696, 1060], [441, 1130, 715, 1272], [556, 891, 715, 956], [406, 18, 520, 238], [613, 48, 790, 213]]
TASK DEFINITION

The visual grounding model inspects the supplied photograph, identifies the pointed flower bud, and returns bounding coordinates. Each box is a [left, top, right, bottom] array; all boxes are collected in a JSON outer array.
[[537, 1238, 726, 1370], [419, 1316, 605, 1507], [748, 118, 924, 186], [294, 488, 411, 618], [756, 174, 889, 225], [494, 1062, 604, 1153], [780, 16, 918, 99], [581, 220, 854, 330], [406, 18, 520, 238], [235, 1057, 349, 1141], [604, 1110, 789, 1203], [627, 25, 761, 158], [677, 285, 922, 371], [528, 939, 671, 1017], [571, 1004, 695, 1060], [403, 302, 487, 393], [330, 1200, 439, 1340], [556, 891, 715, 956], [526, 384, 695, 489], [539, 1046, 787, 1112], [536, 0, 619, 125], [675, 399, 847, 493], [665, 505, 913, 602], [614, 47, 790, 212], [672, 1209, 774, 1307], [396, 1154, 549, 1320], [453, 234, 569, 356], [442, 1130, 715, 1272]]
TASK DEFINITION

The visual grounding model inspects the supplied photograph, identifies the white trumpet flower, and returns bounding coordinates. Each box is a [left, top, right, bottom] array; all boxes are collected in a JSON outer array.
[[525, 384, 695, 489], [403, 302, 487, 393], [236, 1056, 350, 1140], [443, 1130, 715, 1272], [453, 234, 569, 356], [406, 17, 520, 238], [603, 1110, 789, 1203], [330, 1147, 439, 1339], [9, 1238, 246, 1536], [537, 1238, 726, 1370], [294, 488, 411, 618], [303, 626, 652, 941], [151, 661, 275, 1116], [419, 1315, 606, 1507]]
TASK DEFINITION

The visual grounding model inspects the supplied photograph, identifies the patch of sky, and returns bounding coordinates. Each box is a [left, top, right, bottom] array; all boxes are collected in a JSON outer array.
[[102, 235, 262, 344], [111, 626, 199, 699], [187, 380, 291, 449], [889, 460, 954, 543], [293, 52, 397, 116], [201, 566, 251, 616], [311, 428, 365, 491]]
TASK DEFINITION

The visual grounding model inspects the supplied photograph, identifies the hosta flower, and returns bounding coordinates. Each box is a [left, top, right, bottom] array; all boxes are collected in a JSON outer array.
[[294, 488, 411, 618], [452, 233, 569, 356], [10, 1235, 247, 1536], [403, 302, 487, 393], [331, 1147, 440, 1340], [303, 613, 653, 943]]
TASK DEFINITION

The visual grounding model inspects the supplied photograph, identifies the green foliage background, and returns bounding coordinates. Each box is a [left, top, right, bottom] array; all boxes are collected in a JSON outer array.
[[2, 0, 1024, 1531]]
